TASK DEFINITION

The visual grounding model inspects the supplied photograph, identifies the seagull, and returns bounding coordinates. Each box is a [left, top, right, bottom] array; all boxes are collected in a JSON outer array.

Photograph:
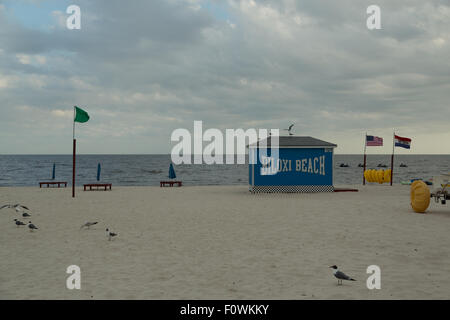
[[1, 204, 30, 213], [106, 228, 117, 241], [28, 221, 38, 232], [80, 221, 98, 229], [14, 204, 30, 213], [22, 212, 31, 217], [283, 124, 294, 135], [14, 219, 26, 227], [329, 265, 356, 285]]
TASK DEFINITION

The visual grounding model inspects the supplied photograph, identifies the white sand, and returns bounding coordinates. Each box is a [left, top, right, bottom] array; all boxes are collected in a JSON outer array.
[[0, 185, 449, 299]]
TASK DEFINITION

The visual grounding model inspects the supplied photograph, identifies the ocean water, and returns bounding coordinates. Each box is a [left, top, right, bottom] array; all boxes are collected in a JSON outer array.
[[0, 154, 449, 187]]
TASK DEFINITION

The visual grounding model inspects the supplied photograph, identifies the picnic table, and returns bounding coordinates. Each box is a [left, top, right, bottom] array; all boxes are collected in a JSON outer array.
[[160, 181, 182, 187], [83, 183, 112, 191], [39, 181, 67, 188]]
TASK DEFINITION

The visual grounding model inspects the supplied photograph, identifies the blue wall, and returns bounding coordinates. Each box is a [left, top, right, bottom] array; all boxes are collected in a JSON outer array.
[[250, 148, 333, 186]]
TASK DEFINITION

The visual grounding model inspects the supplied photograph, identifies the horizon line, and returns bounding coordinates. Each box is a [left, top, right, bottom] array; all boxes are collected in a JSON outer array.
[[0, 153, 449, 156]]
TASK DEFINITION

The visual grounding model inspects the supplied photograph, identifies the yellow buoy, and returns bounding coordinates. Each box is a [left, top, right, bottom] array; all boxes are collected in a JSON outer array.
[[370, 169, 376, 182], [377, 170, 384, 184], [410, 180, 430, 213], [364, 170, 370, 182], [384, 169, 391, 183]]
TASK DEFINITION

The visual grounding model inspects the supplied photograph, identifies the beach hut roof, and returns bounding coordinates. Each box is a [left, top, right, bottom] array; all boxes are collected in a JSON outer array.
[[248, 136, 337, 148]]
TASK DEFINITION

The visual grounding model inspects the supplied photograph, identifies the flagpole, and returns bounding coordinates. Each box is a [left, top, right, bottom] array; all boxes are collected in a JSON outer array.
[[390, 130, 395, 186], [363, 132, 367, 185], [72, 106, 76, 198]]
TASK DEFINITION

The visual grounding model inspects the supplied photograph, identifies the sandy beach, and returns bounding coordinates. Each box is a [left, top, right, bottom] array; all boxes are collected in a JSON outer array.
[[0, 185, 449, 300]]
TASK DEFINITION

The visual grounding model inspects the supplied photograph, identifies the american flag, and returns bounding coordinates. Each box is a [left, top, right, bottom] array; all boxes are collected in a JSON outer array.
[[366, 135, 383, 146]]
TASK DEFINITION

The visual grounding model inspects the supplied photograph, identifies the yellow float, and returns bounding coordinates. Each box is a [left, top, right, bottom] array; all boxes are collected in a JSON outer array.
[[364, 169, 391, 184], [410, 180, 430, 213]]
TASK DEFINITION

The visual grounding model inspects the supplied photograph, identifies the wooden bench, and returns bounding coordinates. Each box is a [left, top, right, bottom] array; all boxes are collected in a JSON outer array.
[[160, 181, 182, 187], [83, 183, 112, 191], [39, 181, 67, 188]]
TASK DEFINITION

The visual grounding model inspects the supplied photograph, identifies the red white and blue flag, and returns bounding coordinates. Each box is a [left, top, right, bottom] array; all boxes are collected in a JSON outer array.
[[366, 135, 383, 146], [394, 135, 411, 149]]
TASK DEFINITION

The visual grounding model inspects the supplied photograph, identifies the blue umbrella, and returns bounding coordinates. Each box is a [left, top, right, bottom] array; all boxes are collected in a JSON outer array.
[[168, 163, 176, 179], [52, 163, 56, 180], [97, 163, 101, 181]]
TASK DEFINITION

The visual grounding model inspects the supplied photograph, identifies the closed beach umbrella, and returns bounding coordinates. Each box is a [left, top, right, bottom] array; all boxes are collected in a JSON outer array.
[[168, 163, 176, 179], [97, 163, 101, 181], [52, 163, 56, 180]]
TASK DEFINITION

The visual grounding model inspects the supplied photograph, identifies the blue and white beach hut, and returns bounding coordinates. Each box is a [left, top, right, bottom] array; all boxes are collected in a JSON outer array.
[[248, 136, 337, 193]]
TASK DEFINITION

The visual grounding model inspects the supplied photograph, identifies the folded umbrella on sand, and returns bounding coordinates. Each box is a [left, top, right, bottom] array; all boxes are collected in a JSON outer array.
[[168, 163, 176, 179]]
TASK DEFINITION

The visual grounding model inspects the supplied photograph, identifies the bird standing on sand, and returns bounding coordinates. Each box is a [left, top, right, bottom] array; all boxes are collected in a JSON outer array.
[[283, 124, 294, 136], [80, 221, 98, 229], [330, 265, 356, 285], [106, 228, 117, 241], [14, 219, 26, 227], [1, 204, 30, 212], [28, 221, 38, 232], [22, 212, 31, 217]]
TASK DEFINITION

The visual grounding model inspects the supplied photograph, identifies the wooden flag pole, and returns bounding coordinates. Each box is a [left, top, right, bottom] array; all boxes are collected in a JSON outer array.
[[363, 132, 367, 185], [72, 106, 76, 198], [390, 130, 395, 186]]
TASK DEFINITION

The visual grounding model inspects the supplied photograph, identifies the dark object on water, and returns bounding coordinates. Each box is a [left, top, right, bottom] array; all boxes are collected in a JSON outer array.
[[339, 163, 349, 167], [377, 163, 388, 168], [400, 163, 408, 167], [52, 163, 56, 180], [358, 163, 364, 167]]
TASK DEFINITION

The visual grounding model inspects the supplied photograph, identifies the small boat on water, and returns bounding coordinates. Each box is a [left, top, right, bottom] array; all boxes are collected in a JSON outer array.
[[358, 163, 364, 167], [339, 163, 350, 167], [399, 163, 408, 167], [377, 163, 388, 168]]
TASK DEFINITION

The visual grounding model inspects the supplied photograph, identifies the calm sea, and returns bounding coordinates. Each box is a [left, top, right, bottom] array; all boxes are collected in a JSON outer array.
[[0, 154, 449, 187]]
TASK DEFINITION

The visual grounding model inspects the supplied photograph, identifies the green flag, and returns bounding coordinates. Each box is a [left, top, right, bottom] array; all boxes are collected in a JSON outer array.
[[74, 106, 90, 123]]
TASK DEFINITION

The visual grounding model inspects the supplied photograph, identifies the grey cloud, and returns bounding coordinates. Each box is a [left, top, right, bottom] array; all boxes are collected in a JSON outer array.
[[0, 0, 449, 154]]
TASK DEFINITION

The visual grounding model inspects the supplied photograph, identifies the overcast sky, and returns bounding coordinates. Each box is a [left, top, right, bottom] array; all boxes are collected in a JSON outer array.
[[0, 0, 449, 154]]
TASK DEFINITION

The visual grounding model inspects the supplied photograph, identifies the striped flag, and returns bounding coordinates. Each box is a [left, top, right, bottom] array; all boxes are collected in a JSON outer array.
[[394, 135, 411, 149], [366, 135, 383, 146]]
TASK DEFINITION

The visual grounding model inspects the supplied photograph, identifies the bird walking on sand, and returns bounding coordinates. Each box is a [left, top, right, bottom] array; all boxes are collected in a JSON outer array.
[[14, 219, 26, 227], [283, 124, 294, 136], [1, 204, 30, 213], [22, 212, 31, 217], [106, 228, 117, 241], [330, 265, 356, 285], [80, 221, 98, 229], [28, 221, 38, 232]]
